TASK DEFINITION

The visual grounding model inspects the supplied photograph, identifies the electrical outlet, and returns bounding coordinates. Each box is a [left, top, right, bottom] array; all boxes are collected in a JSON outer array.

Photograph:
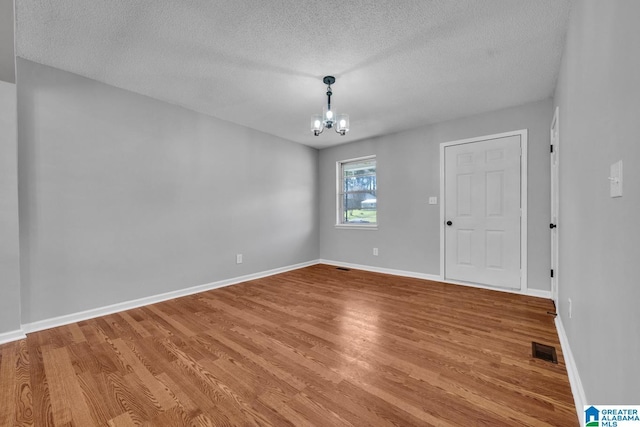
[[568, 298, 572, 319], [236, 254, 243, 264], [373, 247, 378, 256], [428, 196, 438, 205]]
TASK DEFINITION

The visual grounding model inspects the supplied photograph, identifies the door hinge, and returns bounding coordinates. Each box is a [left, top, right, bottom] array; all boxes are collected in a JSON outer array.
[[551, 269, 554, 278], [550, 145, 554, 153]]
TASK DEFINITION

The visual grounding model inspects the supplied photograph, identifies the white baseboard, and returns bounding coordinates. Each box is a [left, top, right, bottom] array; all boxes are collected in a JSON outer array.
[[0, 328, 27, 345], [318, 259, 442, 282], [22, 260, 318, 335], [7, 258, 552, 344], [525, 288, 553, 299], [555, 316, 585, 419], [318, 259, 551, 299]]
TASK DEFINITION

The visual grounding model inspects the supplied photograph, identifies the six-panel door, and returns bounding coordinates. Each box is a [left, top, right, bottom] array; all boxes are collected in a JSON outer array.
[[444, 135, 522, 289]]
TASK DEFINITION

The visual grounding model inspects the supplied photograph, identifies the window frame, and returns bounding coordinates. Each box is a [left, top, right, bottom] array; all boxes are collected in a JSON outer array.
[[335, 155, 378, 230]]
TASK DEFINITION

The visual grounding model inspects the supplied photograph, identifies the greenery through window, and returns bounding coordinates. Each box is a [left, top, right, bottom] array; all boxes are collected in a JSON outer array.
[[337, 156, 377, 225]]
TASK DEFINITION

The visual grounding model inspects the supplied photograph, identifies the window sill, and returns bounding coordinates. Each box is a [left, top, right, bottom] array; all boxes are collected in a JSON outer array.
[[334, 224, 378, 230]]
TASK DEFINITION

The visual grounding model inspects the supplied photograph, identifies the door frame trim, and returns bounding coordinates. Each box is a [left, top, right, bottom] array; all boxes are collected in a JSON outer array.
[[439, 129, 528, 293], [550, 107, 560, 307]]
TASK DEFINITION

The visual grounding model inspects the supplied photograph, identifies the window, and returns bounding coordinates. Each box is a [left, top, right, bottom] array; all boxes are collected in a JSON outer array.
[[337, 156, 377, 227]]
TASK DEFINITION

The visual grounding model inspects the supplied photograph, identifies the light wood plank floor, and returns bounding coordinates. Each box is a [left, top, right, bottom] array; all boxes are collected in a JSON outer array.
[[0, 264, 578, 426]]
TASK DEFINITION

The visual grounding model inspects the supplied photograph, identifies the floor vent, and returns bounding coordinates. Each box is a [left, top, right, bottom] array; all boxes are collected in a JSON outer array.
[[532, 342, 558, 364], [336, 267, 351, 271]]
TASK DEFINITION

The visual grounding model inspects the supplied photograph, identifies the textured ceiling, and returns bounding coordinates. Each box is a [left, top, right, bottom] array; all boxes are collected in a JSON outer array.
[[16, 0, 573, 149]]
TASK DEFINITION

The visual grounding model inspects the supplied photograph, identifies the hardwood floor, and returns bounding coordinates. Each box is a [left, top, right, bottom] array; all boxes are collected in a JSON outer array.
[[0, 264, 577, 426]]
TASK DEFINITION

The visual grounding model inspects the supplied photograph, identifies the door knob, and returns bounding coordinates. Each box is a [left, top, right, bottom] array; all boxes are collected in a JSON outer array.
[[550, 223, 557, 229], [446, 221, 453, 226]]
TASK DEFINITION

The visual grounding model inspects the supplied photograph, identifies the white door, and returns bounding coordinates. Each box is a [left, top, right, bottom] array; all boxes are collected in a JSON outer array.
[[443, 134, 522, 289], [550, 107, 560, 307]]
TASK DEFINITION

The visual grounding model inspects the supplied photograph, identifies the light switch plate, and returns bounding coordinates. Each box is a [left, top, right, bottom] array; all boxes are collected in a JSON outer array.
[[610, 160, 623, 198], [428, 197, 438, 205]]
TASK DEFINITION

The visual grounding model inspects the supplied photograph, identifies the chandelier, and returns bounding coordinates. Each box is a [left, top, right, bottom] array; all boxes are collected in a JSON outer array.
[[310, 76, 349, 136]]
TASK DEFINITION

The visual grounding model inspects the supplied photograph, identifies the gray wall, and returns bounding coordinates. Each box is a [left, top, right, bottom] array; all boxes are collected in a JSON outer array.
[[17, 59, 319, 324], [319, 98, 553, 292], [554, 1, 640, 403], [0, 0, 15, 83], [0, 80, 21, 334]]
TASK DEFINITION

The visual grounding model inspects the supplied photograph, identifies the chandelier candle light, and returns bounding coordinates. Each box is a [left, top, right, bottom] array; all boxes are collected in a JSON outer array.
[[311, 76, 349, 136]]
